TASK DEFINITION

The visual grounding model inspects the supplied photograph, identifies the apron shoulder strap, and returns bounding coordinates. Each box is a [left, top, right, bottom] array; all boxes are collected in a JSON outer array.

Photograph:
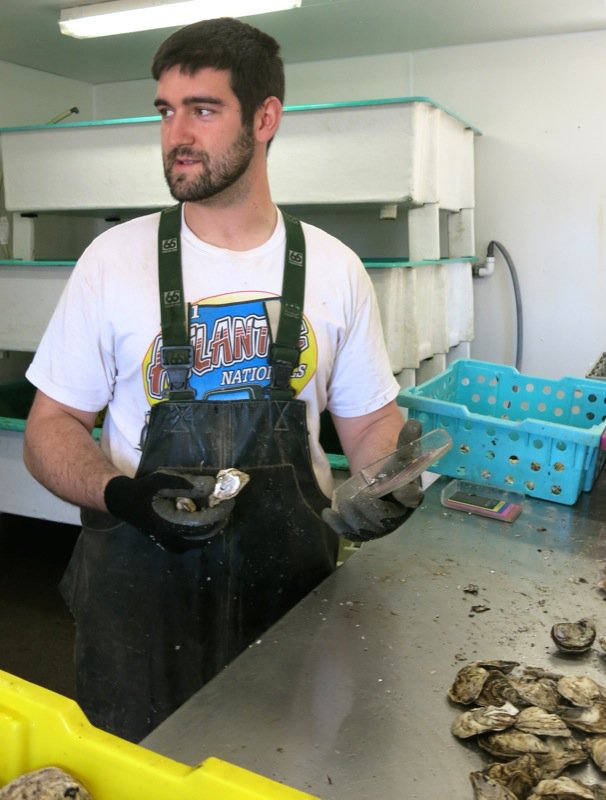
[[158, 204, 195, 401], [156, 205, 306, 402], [268, 210, 306, 400]]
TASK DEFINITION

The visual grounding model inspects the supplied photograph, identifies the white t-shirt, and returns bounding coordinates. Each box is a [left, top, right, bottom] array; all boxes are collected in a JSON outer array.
[[27, 208, 399, 497]]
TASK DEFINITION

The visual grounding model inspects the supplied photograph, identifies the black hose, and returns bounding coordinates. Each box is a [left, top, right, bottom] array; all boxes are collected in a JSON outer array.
[[487, 240, 523, 371]]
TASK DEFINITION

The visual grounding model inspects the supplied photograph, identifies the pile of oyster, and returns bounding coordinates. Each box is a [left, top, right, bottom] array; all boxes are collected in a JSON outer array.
[[449, 659, 606, 799]]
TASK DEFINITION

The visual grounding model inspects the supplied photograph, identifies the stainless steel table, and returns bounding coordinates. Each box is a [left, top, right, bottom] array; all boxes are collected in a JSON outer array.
[[142, 475, 606, 799]]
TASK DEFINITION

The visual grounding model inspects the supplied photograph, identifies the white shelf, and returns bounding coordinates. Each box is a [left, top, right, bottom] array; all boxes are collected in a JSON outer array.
[[0, 262, 74, 352], [0, 427, 80, 524], [0, 97, 477, 214], [366, 259, 474, 372]]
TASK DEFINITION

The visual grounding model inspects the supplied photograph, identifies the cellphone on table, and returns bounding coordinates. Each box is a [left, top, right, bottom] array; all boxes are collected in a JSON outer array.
[[440, 479, 523, 522]]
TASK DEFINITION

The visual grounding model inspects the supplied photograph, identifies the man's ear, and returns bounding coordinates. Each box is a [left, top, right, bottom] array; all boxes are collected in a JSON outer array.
[[254, 96, 282, 144]]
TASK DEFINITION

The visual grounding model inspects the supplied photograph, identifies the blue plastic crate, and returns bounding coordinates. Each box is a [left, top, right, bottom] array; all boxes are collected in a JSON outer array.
[[397, 359, 606, 505]]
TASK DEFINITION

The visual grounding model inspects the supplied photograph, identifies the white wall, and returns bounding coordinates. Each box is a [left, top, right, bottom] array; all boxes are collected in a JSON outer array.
[[413, 31, 606, 378], [0, 61, 92, 127], [0, 62, 94, 263], [91, 52, 413, 117], [93, 79, 155, 120], [6, 31, 606, 380]]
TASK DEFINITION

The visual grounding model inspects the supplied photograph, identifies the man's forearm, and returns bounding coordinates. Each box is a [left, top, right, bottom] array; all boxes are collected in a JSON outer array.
[[333, 401, 404, 475], [24, 406, 121, 512]]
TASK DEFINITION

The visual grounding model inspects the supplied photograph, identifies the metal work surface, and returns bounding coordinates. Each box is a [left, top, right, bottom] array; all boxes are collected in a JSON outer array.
[[143, 474, 606, 799]]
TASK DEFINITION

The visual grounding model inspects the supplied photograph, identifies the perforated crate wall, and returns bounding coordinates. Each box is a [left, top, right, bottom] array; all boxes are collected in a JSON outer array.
[[398, 359, 606, 505]]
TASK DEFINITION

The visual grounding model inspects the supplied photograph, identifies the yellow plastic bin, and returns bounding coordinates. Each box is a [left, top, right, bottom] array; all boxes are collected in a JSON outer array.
[[0, 671, 318, 800]]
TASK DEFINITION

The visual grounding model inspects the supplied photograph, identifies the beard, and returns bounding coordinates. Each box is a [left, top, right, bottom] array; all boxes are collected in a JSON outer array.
[[163, 125, 256, 203]]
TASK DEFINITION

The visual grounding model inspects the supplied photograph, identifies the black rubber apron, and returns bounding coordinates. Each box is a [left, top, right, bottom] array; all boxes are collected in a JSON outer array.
[[60, 206, 338, 743]]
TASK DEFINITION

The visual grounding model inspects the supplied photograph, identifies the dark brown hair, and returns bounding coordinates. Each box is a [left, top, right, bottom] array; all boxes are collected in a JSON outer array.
[[151, 17, 285, 128]]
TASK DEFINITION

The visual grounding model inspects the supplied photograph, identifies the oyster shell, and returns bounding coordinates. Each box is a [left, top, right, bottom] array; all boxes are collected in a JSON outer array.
[[508, 676, 562, 713], [478, 672, 528, 708], [527, 776, 597, 799], [557, 675, 606, 707], [175, 496, 197, 512], [533, 753, 586, 781], [476, 660, 520, 674], [514, 706, 571, 738], [551, 619, 596, 653], [451, 703, 518, 739], [587, 735, 606, 772], [449, 664, 490, 705], [469, 772, 518, 800], [209, 468, 250, 507], [0, 767, 92, 800], [478, 730, 553, 759], [522, 667, 564, 682], [484, 754, 543, 798], [558, 702, 606, 734], [533, 736, 589, 777]]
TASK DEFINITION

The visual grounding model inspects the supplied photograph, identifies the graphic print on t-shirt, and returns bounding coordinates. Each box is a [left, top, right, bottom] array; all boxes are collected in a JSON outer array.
[[142, 291, 317, 403]]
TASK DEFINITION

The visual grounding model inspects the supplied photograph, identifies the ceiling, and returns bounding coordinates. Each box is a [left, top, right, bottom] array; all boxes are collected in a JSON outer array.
[[4, 0, 606, 85]]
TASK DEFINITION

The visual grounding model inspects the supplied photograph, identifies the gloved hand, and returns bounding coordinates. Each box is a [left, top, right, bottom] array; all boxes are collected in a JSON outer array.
[[322, 419, 424, 543], [104, 469, 235, 552]]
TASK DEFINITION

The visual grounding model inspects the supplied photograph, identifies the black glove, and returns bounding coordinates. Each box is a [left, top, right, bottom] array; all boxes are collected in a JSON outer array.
[[104, 469, 235, 552], [322, 419, 424, 543]]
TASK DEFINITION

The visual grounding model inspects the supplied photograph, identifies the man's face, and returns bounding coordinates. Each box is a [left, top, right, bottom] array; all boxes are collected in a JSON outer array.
[[154, 67, 255, 203]]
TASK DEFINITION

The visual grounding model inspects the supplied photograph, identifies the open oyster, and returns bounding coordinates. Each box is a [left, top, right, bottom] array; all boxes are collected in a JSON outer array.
[[551, 619, 596, 654], [174, 468, 250, 512], [209, 468, 250, 507]]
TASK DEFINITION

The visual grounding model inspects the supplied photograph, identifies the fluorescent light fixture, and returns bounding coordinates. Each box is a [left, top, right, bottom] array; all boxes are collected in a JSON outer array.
[[59, 0, 302, 39]]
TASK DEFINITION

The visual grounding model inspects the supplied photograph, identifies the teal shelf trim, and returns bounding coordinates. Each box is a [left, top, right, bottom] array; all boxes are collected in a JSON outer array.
[[0, 259, 76, 267], [0, 115, 161, 133], [1, 258, 474, 272], [0, 417, 102, 439], [1, 257, 475, 271], [327, 453, 349, 471], [0, 417, 25, 432], [0, 97, 481, 135], [363, 257, 475, 269]]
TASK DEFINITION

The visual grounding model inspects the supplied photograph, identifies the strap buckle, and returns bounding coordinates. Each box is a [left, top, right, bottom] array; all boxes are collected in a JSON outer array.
[[161, 345, 195, 400], [271, 361, 296, 398], [269, 343, 297, 399]]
